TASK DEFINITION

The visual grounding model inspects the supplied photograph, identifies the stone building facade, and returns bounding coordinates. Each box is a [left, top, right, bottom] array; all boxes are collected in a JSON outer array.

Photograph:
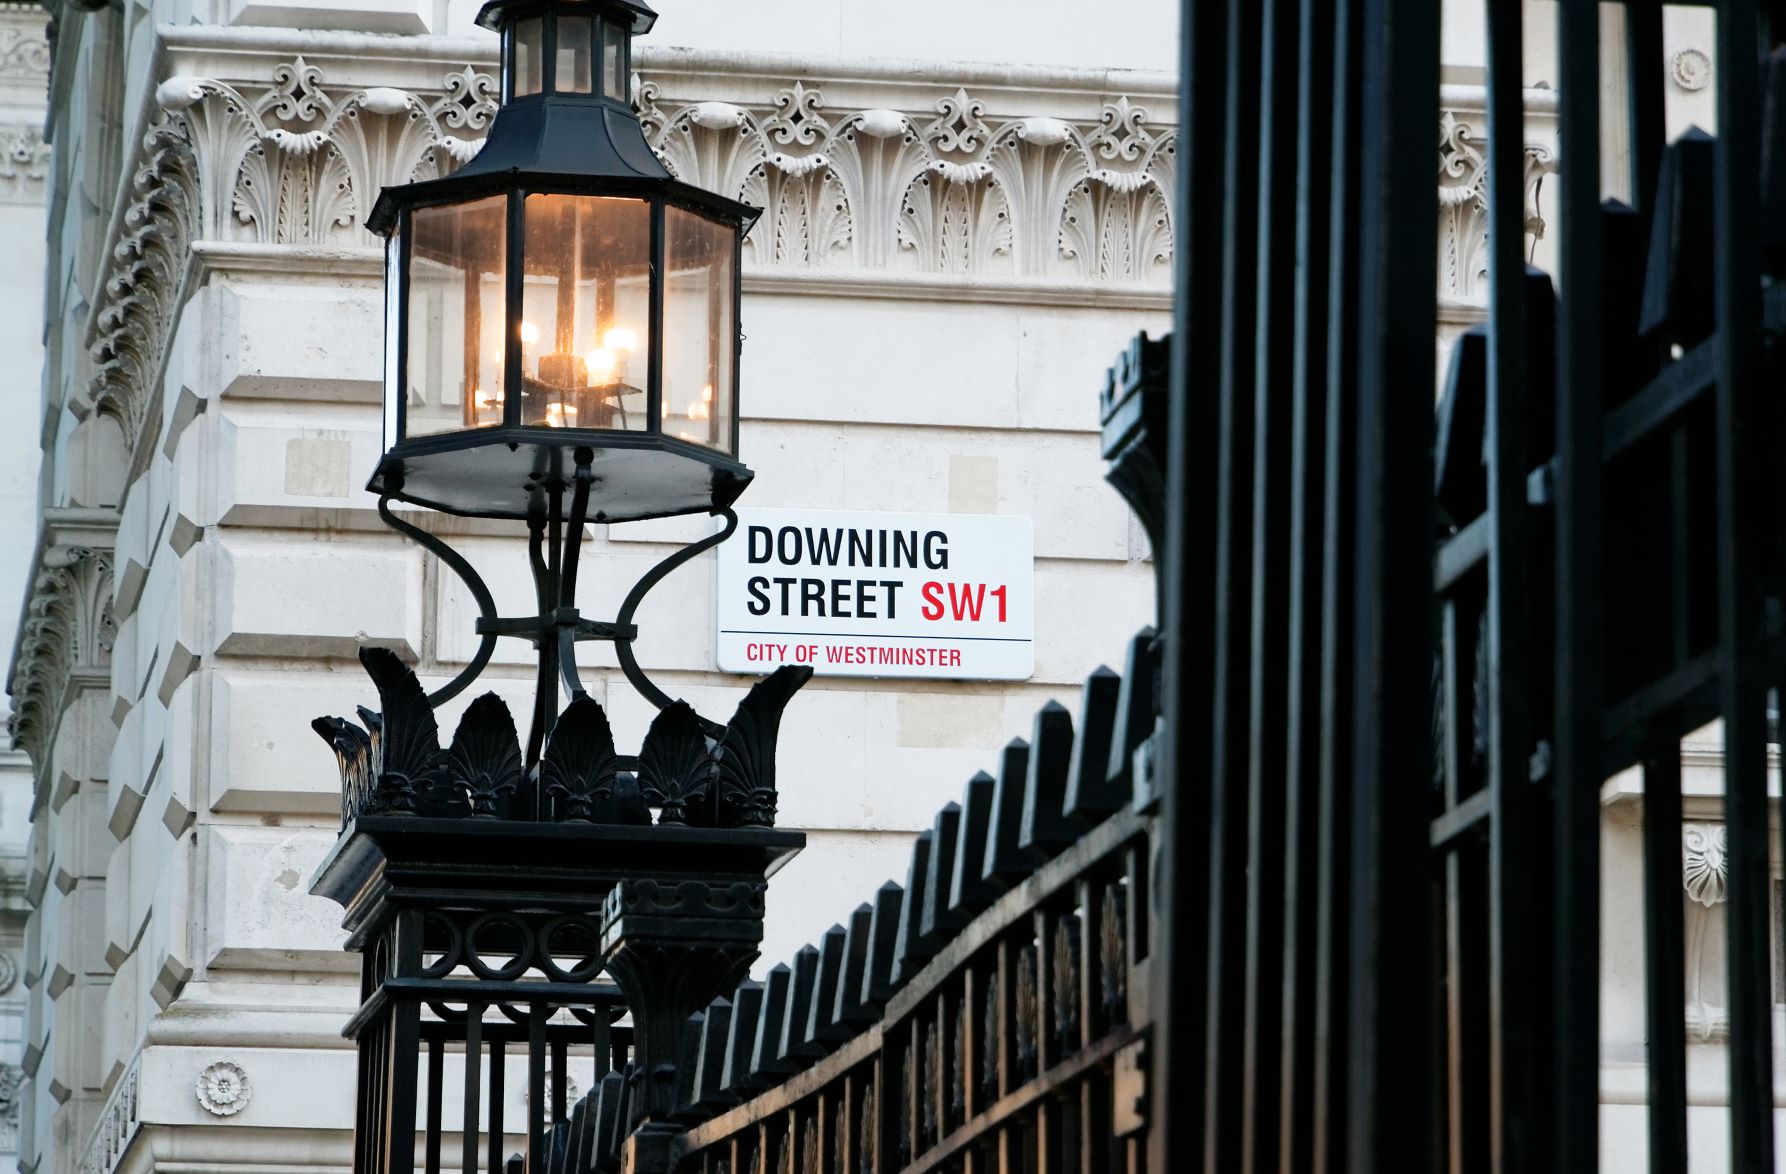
[[0, 0, 1740, 1172]]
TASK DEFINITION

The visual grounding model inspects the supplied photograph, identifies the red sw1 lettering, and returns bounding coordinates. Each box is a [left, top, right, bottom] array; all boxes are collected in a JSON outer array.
[[920, 582, 1008, 622]]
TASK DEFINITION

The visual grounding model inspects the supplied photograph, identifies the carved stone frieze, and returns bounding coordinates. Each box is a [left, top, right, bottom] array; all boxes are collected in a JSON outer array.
[[1436, 107, 1556, 302], [641, 79, 1175, 280], [7, 547, 114, 769]]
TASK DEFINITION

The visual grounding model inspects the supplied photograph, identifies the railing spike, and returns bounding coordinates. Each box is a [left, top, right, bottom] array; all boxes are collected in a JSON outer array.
[[1107, 629, 1157, 801], [948, 772, 999, 917], [861, 880, 905, 1008], [778, 945, 823, 1063], [890, 830, 936, 985], [747, 963, 794, 1083], [806, 923, 849, 1050], [1018, 701, 1076, 860], [835, 902, 876, 1027], [690, 996, 737, 1114], [669, 1010, 705, 1122], [719, 979, 764, 1095], [981, 739, 1033, 885], [1064, 666, 1124, 826], [919, 802, 964, 945]]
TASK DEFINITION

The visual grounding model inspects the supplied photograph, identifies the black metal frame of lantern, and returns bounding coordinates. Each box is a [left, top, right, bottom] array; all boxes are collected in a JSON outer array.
[[308, 5, 813, 1173], [364, 0, 768, 750]]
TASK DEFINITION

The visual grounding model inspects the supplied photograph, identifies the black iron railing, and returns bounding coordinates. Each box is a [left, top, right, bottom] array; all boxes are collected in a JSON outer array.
[[671, 631, 1159, 1174]]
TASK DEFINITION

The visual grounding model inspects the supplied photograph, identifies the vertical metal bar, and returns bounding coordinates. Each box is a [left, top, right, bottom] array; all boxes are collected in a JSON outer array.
[[464, 1006, 485, 1174], [1624, 0, 1666, 229], [648, 199, 666, 435], [426, 1037, 444, 1174], [527, 1005, 547, 1171], [1441, 606, 1465, 1172], [1552, 0, 1605, 1168], [552, 1035, 568, 1125], [387, 914, 425, 1174], [1483, 1, 1538, 1170], [1277, 0, 1335, 1162], [489, 1038, 506, 1174], [505, 190, 525, 428], [1347, 0, 1438, 1170], [1242, 1, 1299, 1171], [1712, 4, 1773, 1171], [1154, 0, 1230, 1169], [1312, 0, 1362, 1165], [1203, 0, 1262, 1167], [1640, 749, 1687, 1174]]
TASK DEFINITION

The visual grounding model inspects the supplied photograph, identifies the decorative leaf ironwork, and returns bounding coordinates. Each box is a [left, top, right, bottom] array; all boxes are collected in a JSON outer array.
[[311, 715, 371, 824], [1013, 943, 1039, 1077], [539, 696, 626, 822], [713, 665, 814, 827], [358, 647, 443, 812], [636, 701, 715, 825], [1053, 913, 1081, 1051], [1100, 882, 1128, 1025], [447, 693, 523, 817]]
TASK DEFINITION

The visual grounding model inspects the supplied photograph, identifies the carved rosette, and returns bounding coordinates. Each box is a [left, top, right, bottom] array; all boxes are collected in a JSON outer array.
[[195, 1061, 252, 1117]]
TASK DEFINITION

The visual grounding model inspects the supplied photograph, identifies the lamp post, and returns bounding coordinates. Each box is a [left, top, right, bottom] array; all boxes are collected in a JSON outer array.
[[307, 5, 807, 1171]]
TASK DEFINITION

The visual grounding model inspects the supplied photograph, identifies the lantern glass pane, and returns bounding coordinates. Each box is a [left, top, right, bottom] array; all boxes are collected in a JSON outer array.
[[600, 19, 626, 100], [519, 193, 651, 431], [556, 16, 593, 93], [406, 196, 508, 438], [514, 17, 544, 97], [662, 206, 736, 453]]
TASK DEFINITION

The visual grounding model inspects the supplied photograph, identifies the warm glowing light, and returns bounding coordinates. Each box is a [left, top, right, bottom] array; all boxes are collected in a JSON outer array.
[[701, 383, 714, 403], [473, 387, 505, 411], [585, 348, 619, 381], [602, 326, 639, 352], [544, 402, 578, 427], [686, 400, 710, 421], [519, 320, 541, 347]]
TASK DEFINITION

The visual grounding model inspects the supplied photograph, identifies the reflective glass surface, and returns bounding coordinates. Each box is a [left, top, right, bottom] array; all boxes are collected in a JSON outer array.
[[661, 205, 737, 453], [405, 196, 509, 438], [519, 194, 652, 430]]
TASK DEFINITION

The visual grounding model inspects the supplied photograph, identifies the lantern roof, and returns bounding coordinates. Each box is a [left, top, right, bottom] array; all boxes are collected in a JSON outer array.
[[366, 0, 757, 239], [475, 0, 657, 35]]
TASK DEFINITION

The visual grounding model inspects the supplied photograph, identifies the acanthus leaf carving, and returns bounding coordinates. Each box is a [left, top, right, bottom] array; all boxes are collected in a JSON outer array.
[[1436, 109, 1556, 302], [1683, 822, 1728, 907], [8, 548, 114, 770]]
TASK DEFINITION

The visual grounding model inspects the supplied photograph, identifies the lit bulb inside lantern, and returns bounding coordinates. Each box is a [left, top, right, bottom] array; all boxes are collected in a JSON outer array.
[[602, 326, 638, 352], [544, 402, 577, 427], [585, 348, 619, 381], [686, 400, 710, 421], [519, 320, 541, 347], [701, 384, 714, 402], [473, 387, 505, 411]]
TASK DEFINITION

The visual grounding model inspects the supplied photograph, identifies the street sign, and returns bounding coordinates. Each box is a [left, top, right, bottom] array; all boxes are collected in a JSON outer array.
[[715, 507, 1035, 680]]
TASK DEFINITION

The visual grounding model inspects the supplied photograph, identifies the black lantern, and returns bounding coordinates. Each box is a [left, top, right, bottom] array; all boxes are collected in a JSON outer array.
[[368, 0, 757, 523]]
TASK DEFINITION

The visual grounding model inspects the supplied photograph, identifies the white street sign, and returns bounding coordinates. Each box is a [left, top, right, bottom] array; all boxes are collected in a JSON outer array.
[[715, 507, 1034, 680]]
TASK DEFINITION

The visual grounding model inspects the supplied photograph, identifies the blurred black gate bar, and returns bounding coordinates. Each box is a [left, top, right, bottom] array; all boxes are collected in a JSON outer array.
[[1151, 1, 1786, 1174]]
